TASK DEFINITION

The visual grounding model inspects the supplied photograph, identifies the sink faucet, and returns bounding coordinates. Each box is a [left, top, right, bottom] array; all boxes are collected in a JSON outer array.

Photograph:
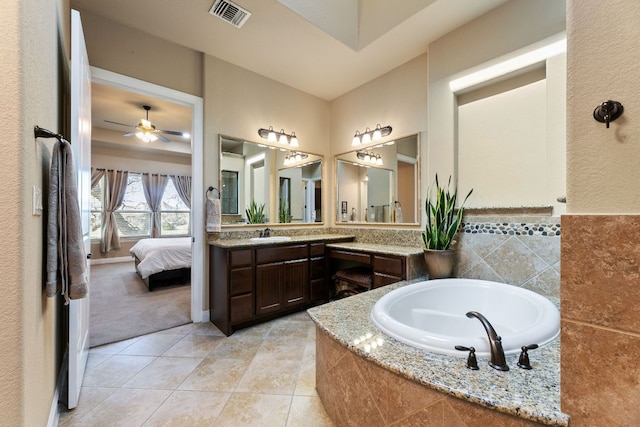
[[259, 227, 271, 238], [466, 311, 509, 371]]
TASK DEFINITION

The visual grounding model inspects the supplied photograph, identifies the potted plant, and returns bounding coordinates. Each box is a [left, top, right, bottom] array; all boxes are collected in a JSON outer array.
[[245, 200, 266, 224], [279, 199, 292, 223], [421, 174, 472, 279]]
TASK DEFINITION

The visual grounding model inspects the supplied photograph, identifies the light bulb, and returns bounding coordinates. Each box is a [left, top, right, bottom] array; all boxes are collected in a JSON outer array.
[[267, 126, 276, 142], [352, 131, 361, 146], [373, 124, 382, 140], [376, 155, 383, 165], [295, 153, 302, 162], [279, 130, 288, 144], [362, 129, 371, 144], [290, 132, 298, 147], [364, 153, 371, 162]]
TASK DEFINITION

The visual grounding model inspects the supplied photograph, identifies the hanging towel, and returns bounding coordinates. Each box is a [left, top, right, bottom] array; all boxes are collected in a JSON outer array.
[[46, 139, 87, 304], [206, 196, 221, 232]]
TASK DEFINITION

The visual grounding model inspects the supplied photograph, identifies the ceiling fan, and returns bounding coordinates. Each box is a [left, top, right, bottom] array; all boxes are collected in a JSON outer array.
[[105, 105, 188, 143]]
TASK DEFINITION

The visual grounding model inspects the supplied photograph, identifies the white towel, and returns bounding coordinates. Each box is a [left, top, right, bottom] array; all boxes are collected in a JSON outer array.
[[46, 139, 88, 304], [206, 197, 221, 232]]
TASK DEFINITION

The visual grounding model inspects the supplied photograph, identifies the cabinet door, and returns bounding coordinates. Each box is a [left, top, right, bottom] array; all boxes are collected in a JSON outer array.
[[283, 259, 309, 308], [256, 262, 283, 315]]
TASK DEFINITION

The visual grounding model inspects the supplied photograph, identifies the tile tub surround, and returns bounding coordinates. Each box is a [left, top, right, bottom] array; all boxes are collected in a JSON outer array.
[[308, 282, 569, 426], [561, 215, 640, 425]]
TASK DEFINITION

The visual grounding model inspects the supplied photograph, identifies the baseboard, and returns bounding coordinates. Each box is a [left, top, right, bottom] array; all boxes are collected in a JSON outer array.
[[90, 256, 132, 265], [200, 310, 210, 323], [47, 349, 68, 427]]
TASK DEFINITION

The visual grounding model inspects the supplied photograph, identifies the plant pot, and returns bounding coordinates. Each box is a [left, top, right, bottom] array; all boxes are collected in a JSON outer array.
[[423, 248, 456, 279]]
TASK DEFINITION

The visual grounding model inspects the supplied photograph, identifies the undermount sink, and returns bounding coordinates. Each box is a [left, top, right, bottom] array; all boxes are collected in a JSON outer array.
[[249, 236, 292, 243]]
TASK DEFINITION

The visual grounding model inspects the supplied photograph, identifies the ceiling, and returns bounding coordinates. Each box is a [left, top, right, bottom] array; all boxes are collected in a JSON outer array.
[[73, 0, 509, 152]]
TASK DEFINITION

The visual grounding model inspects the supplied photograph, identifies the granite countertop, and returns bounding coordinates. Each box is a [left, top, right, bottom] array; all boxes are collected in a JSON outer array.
[[209, 233, 354, 248], [307, 281, 569, 427], [326, 241, 424, 256]]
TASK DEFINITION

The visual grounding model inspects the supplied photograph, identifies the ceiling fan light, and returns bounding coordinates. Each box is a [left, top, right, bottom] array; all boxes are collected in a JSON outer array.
[[182, 132, 190, 139]]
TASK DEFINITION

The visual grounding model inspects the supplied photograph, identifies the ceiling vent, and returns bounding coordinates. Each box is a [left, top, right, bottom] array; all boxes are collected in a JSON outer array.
[[209, 0, 251, 28]]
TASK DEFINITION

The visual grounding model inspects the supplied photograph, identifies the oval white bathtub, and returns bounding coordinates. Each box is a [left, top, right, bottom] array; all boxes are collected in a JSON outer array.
[[370, 279, 560, 357]]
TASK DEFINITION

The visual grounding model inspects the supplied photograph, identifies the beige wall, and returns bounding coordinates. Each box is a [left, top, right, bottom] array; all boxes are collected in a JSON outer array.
[[566, 1, 640, 212], [77, 10, 203, 97], [329, 54, 429, 226], [0, 0, 69, 424], [428, 0, 566, 189], [202, 54, 331, 220]]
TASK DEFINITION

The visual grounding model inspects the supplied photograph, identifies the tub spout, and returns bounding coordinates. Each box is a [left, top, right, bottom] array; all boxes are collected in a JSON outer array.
[[466, 311, 509, 371]]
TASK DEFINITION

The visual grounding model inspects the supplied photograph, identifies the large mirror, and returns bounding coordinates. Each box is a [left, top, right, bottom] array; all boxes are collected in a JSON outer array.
[[336, 134, 419, 224], [220, 135, 323, 225]]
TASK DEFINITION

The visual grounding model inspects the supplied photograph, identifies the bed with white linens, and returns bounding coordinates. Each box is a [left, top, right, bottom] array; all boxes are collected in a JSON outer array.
[[129, 237, 191, 291]]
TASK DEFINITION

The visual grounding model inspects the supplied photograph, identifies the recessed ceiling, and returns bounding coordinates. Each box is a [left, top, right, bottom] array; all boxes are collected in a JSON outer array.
[[70, 0, 509, 101]]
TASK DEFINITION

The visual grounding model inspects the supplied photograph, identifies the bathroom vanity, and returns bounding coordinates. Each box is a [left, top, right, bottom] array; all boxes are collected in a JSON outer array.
[[209, 234, 353, 335]]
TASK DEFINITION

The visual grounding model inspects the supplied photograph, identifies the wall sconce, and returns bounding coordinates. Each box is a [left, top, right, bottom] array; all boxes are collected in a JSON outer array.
[[357, 150, 383, 166], [352, 124, 392, 146], [258, 126, 299, 147], [283, 151, 308, 166]]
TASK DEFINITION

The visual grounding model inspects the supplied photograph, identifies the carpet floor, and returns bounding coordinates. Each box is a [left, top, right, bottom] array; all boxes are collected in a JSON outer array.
[[89, 261, 191, 348]]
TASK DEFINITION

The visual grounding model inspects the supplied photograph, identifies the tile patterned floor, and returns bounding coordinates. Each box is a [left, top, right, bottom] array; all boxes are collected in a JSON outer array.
[[58, 312, 335, 426]]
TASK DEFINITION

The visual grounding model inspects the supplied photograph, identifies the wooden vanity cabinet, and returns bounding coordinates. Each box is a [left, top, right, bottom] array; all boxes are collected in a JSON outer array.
[[372, 254, 405, 288], [255, 244, 309, 315], [210, 246, 254, 335], [309, 242, 329, 302]]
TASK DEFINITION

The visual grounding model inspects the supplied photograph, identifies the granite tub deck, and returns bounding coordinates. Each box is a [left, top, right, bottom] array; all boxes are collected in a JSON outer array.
[[308, 281, 569, 426]]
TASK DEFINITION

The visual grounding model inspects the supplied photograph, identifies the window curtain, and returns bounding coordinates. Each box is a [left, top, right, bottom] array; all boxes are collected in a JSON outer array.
[[142, 173, 169, 238], [101, 170, 129, 253], [91, 168, 105, 189], [171, 175, 192, 208]]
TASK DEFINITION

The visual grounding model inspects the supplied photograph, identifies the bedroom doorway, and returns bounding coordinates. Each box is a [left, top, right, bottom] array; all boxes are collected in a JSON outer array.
[[88, 68, 204, 346]]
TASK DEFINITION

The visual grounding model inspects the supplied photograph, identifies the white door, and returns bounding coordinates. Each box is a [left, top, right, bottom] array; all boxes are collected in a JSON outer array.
[[68, 9, 92, 410]]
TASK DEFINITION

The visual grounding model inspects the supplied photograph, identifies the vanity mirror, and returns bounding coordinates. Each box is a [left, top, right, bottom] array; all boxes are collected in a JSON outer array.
[[220, 135, 323, 225], [335, 133, 419, 225]]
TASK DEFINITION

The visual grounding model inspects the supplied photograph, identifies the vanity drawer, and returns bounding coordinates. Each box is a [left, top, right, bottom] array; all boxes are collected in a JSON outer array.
[[229, 266, 253, 295], [230, 293, 253, 323], [310, 242, 325, 257], [373, 255, 404, 277], [328, 249, 371, 265], [230, 249, 252, 267], [373, 272, 403, 288], [256, 244, 308, 264]]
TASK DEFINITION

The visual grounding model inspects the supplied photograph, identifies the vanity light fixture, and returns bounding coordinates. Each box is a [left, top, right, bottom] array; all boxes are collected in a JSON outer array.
[[352, 124, 392, 146], [357, 150, 383, 166], [283, 151, 308, 166], [258, 126, 299, 147]]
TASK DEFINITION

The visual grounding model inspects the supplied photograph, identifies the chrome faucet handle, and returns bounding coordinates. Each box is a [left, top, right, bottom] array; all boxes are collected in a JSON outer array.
[[517, 344, 539, 370], [455, 345, 479, 370]]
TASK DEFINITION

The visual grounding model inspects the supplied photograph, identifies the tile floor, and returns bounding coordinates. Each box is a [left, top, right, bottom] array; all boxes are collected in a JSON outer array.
[[58, 311, 335, 426]]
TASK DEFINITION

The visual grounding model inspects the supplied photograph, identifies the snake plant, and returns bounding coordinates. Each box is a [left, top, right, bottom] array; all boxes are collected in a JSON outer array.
[[245, 200, 266, 224], [421, 175, 473, 250]]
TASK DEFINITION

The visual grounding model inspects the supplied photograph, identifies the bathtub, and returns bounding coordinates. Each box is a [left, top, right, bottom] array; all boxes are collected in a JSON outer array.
[[370, 278, 560, 357]]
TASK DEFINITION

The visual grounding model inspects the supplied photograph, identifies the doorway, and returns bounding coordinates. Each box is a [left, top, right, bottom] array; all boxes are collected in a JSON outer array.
[[90, 68, 205, 336]]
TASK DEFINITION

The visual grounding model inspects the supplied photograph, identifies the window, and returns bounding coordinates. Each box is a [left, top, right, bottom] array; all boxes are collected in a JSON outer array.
[[160, 178, 190, 236], [90, 177, 104, 239], [90, 172, 192, 240], [116, 174, 151, 238], [221, 170, 238, 214]]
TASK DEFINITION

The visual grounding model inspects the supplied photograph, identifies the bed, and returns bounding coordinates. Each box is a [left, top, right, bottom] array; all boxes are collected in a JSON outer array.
[[129, 237, 192, 291]]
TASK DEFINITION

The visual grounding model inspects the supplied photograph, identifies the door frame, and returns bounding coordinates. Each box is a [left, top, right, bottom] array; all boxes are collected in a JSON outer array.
[[91, 67, 206, 322]]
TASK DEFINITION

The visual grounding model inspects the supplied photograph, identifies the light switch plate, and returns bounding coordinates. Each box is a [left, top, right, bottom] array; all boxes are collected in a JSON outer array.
[[32, 185, 43, 216]]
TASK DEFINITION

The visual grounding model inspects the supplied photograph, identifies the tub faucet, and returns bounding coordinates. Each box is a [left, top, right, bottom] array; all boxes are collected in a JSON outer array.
[[466, 311, 509, 371]]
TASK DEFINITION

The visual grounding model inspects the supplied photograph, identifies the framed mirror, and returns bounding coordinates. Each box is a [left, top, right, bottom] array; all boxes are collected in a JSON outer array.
[[219, 135, 323, 225], [335, 133, 419, 225]]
